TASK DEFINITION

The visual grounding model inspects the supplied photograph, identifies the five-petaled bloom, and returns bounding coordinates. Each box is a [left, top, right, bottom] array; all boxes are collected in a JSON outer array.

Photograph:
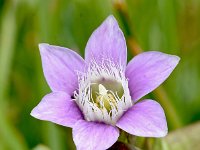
[[31, 15, 180, 150]]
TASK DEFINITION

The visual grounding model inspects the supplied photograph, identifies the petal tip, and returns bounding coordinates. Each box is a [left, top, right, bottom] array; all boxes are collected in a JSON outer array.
[[158, 128, 168, 137], [39, 43, 49, 49], [171, 54, 180, 62], [105, 15, 118, 26], [175, 55, 181, 64], [38, 43, 51, 55], [30, 108, 40, 119], [107, 14, 116, 20], [169, 54, 180, 69]]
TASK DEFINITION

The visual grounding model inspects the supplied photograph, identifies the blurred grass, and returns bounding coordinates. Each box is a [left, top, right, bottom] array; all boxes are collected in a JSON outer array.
[[0, 0, 200, 149]]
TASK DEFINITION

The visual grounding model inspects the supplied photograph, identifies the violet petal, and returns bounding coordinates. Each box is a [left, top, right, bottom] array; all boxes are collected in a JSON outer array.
[[31, 92, 83, 128], [39, 43, 85, 94], [126, 51, 180, 102], [73, 120, 119, 150], [85, 15, 127, 68], [116, 100, 168, 137]]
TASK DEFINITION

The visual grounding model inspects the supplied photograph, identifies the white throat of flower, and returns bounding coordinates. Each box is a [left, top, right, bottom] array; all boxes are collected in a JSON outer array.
[[74, 59, 132, 125]]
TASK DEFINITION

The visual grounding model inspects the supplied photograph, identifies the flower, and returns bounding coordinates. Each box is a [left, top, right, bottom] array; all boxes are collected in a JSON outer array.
[[31, 15, 180, 150]]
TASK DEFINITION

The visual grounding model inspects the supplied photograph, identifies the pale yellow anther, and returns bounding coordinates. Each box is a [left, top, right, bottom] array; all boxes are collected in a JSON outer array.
[[95, 84, 117, 111], [98, 84, 108, 95]]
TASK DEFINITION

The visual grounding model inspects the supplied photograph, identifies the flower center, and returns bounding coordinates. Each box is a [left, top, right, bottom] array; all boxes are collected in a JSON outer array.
[[74, 60, 132, 125], [91, 79, 123, 112], [95, 84, 117, 112]]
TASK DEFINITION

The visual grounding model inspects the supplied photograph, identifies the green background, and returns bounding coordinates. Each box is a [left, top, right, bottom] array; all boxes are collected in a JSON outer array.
[[0, 0, 200, 149]]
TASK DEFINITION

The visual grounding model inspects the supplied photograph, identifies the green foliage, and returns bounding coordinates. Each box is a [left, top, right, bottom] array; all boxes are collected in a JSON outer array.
[[153, 122, 200, 150], [0, 0, 200, 149]]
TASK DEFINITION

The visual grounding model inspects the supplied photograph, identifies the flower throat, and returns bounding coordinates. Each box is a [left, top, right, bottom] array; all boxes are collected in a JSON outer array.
[[74, 60, 132, 125]]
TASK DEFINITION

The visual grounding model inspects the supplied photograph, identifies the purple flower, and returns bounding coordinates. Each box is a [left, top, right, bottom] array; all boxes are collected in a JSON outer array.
[[31, 15, 180, 150]]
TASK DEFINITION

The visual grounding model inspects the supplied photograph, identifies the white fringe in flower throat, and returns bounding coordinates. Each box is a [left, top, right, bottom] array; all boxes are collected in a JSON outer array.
[[74, 59, 132, 125]]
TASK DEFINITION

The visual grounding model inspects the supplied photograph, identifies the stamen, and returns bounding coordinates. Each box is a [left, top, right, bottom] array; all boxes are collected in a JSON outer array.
[[99, 84, 108, 95], [74, 59, 132, 125], [96, 84, 117, 111]]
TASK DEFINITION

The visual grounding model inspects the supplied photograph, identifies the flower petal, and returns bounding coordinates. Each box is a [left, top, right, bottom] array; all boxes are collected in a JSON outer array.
[[31, 92, 83, 128], [126, 51, 180, 102], [85, 15, 127, 67], [73, 120, 119, 150], [116, 100, 168, 137], [39, 43, 85, 94]]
